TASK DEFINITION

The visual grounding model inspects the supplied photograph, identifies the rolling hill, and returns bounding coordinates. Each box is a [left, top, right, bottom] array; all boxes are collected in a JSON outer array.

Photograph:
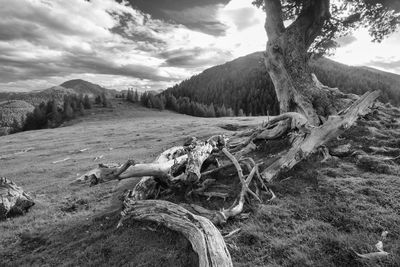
[[0, 79, 117, 106], [60, 79, 118, 97], [0, 79, 118, 136], [164, 52, 400, 116]]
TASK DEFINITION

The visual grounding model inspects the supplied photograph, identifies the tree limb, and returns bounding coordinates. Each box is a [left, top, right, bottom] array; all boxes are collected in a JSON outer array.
[[264, 0, 286, 40]]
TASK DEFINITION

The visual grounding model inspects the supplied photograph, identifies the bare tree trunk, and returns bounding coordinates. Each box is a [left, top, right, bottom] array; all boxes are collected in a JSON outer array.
[[263, 0, 334, 125]]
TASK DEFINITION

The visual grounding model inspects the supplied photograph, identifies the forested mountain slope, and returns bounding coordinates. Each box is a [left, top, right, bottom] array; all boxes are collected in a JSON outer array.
[[164, 52, 400, 116]]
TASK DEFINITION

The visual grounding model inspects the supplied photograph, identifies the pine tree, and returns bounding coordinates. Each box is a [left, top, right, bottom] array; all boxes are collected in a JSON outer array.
[[101, 93, 108, 107], [83, 95, 91, 109], [63, 98, 74, 120], [226, 108, 235, 117], [134, 90, 140, 102], [95, 95, 102, 104]]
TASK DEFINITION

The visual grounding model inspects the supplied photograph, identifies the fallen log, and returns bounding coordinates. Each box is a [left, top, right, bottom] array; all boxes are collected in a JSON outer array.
[[118, 199, 233, 267], [74, 136, 226, 186], [0, 177, 34, 220]]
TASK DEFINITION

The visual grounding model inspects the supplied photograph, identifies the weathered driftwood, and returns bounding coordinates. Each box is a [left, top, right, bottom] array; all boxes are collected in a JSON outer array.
[[118, 199, 233, 267], [0, 177, 34, 220]]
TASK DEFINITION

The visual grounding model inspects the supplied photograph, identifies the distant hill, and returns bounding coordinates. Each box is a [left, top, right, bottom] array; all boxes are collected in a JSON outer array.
[[0, 79, 117, 106], [0, 100, 34, 135], [164, 52, 400, 116], [60, 79, 118, 97]]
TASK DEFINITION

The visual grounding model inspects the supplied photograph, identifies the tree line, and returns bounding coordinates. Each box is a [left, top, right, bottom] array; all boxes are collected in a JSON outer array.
[[12, 93, 110, 133], [124, 89, 240, 117]]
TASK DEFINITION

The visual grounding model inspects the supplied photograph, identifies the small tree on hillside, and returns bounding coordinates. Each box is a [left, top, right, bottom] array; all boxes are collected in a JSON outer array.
[[101, 93, 108, 107], [95, 95, 102, 105], [83, 95, 91, 109], [134, 90, 140, 102], [63, 98, 74, 120]]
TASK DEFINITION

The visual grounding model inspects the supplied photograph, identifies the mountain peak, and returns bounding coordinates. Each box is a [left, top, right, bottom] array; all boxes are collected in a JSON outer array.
[[58, 79, 116, 97], [60, 79, 99, 88]]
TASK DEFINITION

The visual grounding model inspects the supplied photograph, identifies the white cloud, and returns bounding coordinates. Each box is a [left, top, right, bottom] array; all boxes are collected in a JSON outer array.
[[329, 28, 400, 73], [0, 0, 399, 93]]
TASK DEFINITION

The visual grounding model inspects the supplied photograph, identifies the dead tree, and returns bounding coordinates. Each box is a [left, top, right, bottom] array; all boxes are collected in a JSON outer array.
[[74, 89, 379, 266]]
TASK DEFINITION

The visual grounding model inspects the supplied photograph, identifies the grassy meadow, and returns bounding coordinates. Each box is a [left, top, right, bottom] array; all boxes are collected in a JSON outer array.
[[0, 100, 399, 266]]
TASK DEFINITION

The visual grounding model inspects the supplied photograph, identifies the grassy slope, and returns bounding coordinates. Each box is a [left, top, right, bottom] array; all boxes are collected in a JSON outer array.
[[1, 100, 399, 266], [0, 100, 262, 266]]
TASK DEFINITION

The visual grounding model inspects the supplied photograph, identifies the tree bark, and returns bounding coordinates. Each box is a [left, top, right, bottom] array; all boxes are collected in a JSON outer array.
[[263, 0, 333, 125]]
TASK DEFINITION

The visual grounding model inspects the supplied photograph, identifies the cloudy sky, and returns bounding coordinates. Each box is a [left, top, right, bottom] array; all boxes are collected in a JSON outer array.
[[0, 0, 399, 92]]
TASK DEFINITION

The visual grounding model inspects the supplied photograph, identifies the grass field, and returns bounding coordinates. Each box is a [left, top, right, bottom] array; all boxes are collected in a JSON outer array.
[[1, 100, 399, 266]]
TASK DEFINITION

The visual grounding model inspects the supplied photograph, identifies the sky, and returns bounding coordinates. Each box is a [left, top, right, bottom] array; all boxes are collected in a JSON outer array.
[[0, 0, 399, 92]]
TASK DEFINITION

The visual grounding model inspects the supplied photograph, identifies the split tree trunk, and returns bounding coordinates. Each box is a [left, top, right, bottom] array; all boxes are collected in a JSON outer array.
[[263, 0, 334, 125]]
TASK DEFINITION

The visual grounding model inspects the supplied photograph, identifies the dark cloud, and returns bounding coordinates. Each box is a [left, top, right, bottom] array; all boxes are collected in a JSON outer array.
[[122, 0, 230, 35], [162, 5, 228, 36], [0, 20, 41, 41], [0, 49, 176, 83], [335, 35, 357, 47], [1, 2, 94, 40], [110, 12, 167, 49], [159, 47, 232, 68]]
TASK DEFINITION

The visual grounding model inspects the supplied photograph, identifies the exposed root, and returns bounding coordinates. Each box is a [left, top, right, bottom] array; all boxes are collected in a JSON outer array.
[[354, 231, 390, 260], [119, 200, 233, 267], [319, 146, 332, 162], [261, 91, 380, 181], [223, 228, 241, 239], [267, 188, 276, 202]]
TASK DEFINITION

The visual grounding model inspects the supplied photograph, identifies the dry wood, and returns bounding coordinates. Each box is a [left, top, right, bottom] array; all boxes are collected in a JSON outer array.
[[223, 228, 241, 239], [0, 177, 34, 220], [118, 199, 233, 267], [354, 239, 389, 260], [74, 136, 226, 186]]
